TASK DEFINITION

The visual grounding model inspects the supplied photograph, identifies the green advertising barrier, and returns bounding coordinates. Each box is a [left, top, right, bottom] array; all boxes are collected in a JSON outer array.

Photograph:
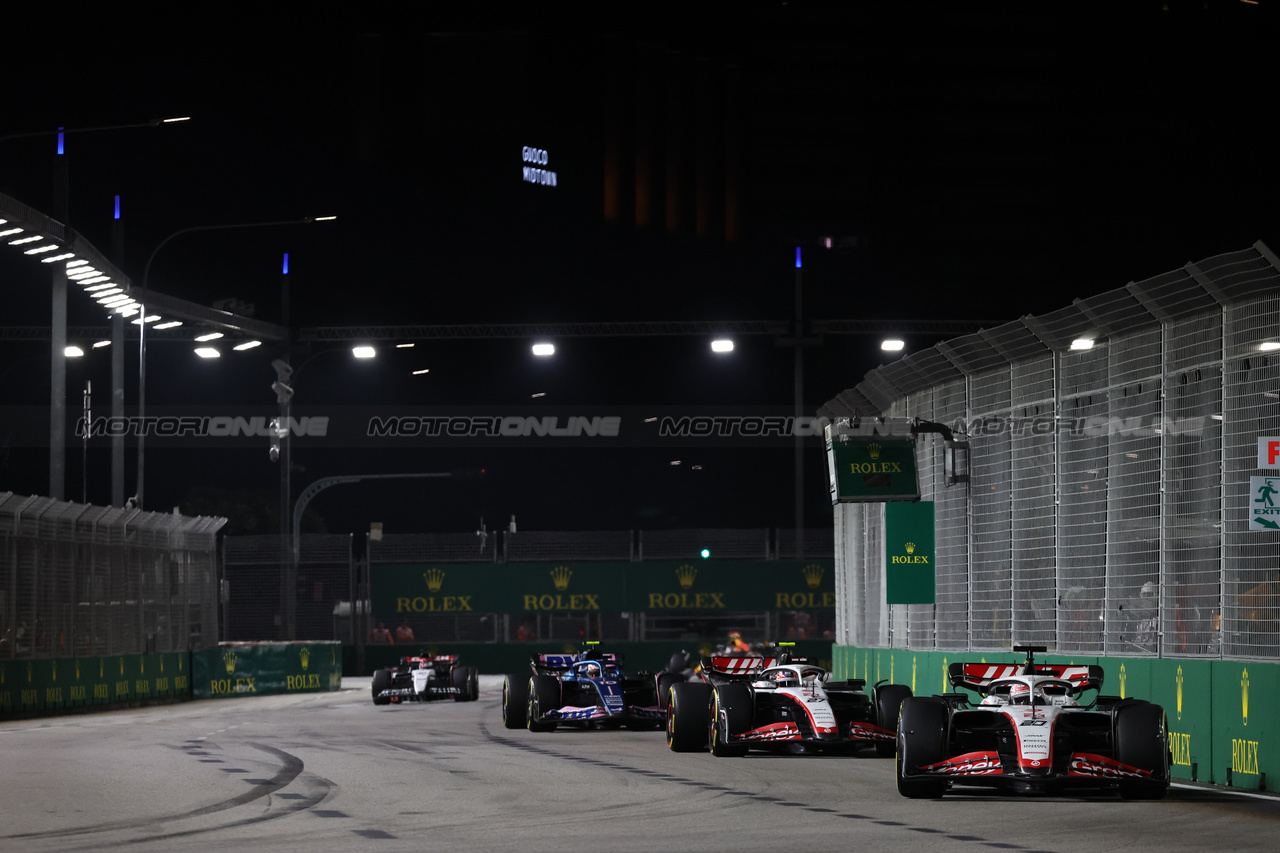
[[833, 645, 1280, 792], [0, 653, 191, 719], [370, 560, 835, 619], [192, 641, 343, 700], [1148, 659, 1213, 783], [1212, 659, 1278, 790]]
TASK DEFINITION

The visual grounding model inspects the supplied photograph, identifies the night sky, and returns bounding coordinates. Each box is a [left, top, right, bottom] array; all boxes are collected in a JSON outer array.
[[2, 2, 1277, 538]]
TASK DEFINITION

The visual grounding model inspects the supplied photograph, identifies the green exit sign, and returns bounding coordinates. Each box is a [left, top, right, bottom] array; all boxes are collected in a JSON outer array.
[[827, 437, 920, 503]]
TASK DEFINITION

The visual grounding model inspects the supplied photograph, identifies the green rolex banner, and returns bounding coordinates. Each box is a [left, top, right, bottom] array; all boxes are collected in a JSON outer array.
[[885, 501, 935, 604], [369, 561, 836, 618], [827, 437, 920, 503]]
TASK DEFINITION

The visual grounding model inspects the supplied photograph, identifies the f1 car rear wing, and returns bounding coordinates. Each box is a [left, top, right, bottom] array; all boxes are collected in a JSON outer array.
[[704, 655, 780, 678], [532, 651, 620, 674], [947, 661, 1104, 694], [400, 654, 458, 666]]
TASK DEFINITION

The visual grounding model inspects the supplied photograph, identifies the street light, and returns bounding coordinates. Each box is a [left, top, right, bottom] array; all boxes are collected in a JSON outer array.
[[2, 117, 190, 502], [134, 215, 336, 508]]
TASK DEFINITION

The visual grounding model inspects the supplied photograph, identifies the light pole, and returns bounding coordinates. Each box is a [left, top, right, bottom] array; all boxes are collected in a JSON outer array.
[[777, 246, 820, 558], [271, 344, 375, 640], [291, 472, 452, 647], [2, 117, 188, 502], [134, 216, 334, 508]]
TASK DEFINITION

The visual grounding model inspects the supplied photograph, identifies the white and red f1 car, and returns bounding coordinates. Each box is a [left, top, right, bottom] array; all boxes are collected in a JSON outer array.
[[666, 651, 911, 756], [896, 645, 1170, 799], [371, 654, 479, 705]]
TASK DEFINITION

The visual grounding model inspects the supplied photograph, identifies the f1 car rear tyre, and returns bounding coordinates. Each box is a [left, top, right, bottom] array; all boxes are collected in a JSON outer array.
[[453, 665, 479, 702], [528, 675, 560, 732], [874, 683, 914, 756], [1115, 701, 1170, 800], [657, 672, 683, 712], [667, 681, 712, 752], [710, 683, 751, 757], [371, 669, 392, 706], [502, 674, 529, 728], [896, 697, 949, 799]]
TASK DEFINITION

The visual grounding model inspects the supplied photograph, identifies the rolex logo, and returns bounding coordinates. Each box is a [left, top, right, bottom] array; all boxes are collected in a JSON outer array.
[[905, 542, 916, 554], [1242, 668, 1250, 725], [802, 564, 824, 589], [676, 564, 698, 589], [223, 650, 238, 675], [424, 568, 446, 592], [300, 647, 311, 671], [550, 565, 572, 591], [868, 442, 881, 460]]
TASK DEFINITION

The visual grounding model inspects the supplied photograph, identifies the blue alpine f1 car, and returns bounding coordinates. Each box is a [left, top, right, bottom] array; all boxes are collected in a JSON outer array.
[[502, 644, 666, 731]]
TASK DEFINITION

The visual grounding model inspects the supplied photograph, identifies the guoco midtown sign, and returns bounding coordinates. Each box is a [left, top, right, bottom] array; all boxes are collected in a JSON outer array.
[[522, 146, 557, 187]]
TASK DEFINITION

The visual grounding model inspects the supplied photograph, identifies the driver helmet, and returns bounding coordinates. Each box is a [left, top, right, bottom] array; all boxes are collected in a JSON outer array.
[[1007, 683, 1032, 704], [772, 669, 799, 686], [583, 662, 600, 678]]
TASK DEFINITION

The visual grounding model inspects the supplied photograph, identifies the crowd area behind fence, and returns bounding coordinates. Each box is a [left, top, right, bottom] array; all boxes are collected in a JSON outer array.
[[0, 493, 223, 660], [823, 242, 1280, 662]]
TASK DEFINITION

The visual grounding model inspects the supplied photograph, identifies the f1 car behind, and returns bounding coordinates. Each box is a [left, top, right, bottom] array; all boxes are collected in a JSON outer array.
[[666, 652, 911, 756], [371, 653, 479, 705], [896, 645, 1170, 799], [502, 644, 666, 731]]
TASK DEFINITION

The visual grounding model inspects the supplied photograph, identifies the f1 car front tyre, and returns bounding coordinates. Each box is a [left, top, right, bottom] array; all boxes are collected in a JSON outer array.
[[896, 697, 949, 799], [874, 683, 913, 756], [453, 665, 480, 702], [528, 675, 560, 732], [502, 674, 529, 728], [710, 683, 751, 757], [667, 682, 712, 752], [1114, 701, 1170, 800], [371, 669, 392, 706]]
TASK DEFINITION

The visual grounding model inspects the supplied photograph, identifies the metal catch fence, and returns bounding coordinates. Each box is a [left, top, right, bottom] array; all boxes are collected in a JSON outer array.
[[823, 242, 1280, 661], [0, 492, 224, 659], [221, 534, 353, 642]]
